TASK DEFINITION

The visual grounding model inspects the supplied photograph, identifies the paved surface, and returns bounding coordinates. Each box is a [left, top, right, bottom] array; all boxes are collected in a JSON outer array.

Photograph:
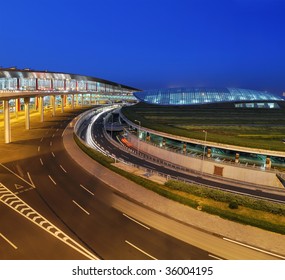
[[63, 120, 285, 257], [1, 108, 285, 258]]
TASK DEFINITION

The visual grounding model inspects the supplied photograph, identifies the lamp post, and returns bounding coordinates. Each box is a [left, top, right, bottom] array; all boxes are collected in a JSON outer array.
[[201, 130, 207, 176], [135, 120, 141, 155], [111, 113, 114, 139]]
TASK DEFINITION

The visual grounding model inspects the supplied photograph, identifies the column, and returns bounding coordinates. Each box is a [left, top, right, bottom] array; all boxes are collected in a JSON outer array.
[[3, 100, 11, 143], [51, 95, 56, 117], [207, 148, 211, 158], [235, 153, 240, 163], [89, 93, 92, 105], [61, 95, 64, 113], [265, 156, 271, 170], [39, 96, 44, 122], [76, 94, 79, 107], [81, 94, 84, 107], [35, 78, 39, 90], [24, 97, 30, 130], [183, 143, 187, 154], [71, 94, 75, 109], [15, 98, 19, 118]]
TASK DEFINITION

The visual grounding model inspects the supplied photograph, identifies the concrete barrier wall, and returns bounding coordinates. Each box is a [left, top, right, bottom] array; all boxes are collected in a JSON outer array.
[[128, 134, 283, 188]]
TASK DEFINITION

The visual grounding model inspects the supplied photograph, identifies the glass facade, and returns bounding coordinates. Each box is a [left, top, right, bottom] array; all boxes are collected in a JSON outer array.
[[0, 69, 136, 95], [133, 87, 284, 106]]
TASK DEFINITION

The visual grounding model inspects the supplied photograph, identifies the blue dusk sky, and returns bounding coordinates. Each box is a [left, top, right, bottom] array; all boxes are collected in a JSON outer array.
[[1, 0, 284, 95]]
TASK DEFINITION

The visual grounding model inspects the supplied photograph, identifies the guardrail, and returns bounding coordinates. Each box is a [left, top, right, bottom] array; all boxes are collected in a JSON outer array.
[[74, 106, 285, 196]]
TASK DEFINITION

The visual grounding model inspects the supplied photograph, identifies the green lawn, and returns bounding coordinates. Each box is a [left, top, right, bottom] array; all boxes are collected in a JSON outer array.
[[122, 103, 285, 151]]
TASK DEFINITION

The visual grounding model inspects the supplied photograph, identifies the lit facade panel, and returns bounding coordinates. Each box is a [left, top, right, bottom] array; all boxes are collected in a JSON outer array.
[[133, 87, 284, 106], [0, 68, 138, 94]]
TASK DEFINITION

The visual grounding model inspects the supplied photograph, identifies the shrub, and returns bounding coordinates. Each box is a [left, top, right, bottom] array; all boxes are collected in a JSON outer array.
[[229, 200, 239, 209]]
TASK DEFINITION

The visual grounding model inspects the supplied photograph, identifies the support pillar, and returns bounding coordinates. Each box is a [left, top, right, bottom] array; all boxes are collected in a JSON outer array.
[[39, 96, 44, 122], [265, 156, 271, 170], [51, 95, 56, 117], [15, 98, 19, 118], [24, 97, 30, 130], [89, 93, 92, 105], [76, 94, 79, 107], [207, 148, 211, 158], [81, 94, 84, 107], [235, 153, 240, 163], [61, 95, 64, 113], [71, 94, 75, 109], [183, 143, 187, 154], [3, 100, 11, 143]]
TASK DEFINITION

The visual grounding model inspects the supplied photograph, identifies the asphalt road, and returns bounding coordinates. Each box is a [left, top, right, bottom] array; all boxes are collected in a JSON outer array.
[[0, 107, 283, 260], [0, 108, 216, 260], [87, 112, 285, 203]]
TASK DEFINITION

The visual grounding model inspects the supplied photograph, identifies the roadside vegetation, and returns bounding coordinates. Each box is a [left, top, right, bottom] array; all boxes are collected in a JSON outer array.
[[121, 103, 285, 152], [74, 133, 285, 235]]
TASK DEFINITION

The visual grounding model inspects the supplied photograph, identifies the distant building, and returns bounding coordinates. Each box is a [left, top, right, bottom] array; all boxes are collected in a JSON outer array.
[[134, 87, 285, 109]]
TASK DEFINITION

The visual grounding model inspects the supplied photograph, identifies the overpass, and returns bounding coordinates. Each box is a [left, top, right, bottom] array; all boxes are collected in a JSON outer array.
[[0, 67, 138, 143]]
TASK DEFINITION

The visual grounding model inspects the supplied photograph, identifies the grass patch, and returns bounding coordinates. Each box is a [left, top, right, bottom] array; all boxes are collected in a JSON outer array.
[[74, 133, 285, 234], [121, 103, 285, 151]]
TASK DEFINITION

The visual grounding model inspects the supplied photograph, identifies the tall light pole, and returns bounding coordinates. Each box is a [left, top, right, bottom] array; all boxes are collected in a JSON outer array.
[[201, 130, 207, 176], [111, 113, 114, 139], [135, 120, 141, 155]]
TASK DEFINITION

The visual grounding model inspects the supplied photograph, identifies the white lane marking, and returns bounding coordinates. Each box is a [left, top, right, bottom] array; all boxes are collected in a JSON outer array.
[[56, 128, 59, 132], [80, 184, 94, 196], [208, 254, 223, 260], [52, 134, 55, 138], [38, 146, 40, 152], [123, 213, 150, 230], [40, 137, 44, 142], [125, 240, 157, 260], [72, 200, 90, 215], [51, 152, 55, 157], [48, 175, 56, 185], [0, 233, 18, 249], [223, 238, 285, 259], [0, 183, 98, 259], [50, 141, 53, 146], [40, 158, 43, 165], [60, 165, 67, 173], [27, 172, 35, 188], [0, 163, 34, 189]]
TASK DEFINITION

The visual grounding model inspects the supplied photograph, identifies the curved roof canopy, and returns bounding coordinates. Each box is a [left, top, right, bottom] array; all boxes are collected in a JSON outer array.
[[0, 67, 138, 91], [133, 87, 284, 106]]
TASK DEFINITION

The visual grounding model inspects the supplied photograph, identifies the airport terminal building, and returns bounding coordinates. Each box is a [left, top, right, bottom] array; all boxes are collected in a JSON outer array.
[[121, 87, 285, 187], [133, 87, 285, 108]]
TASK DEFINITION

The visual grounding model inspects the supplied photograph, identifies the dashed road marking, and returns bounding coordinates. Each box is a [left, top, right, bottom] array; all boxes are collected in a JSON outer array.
[[60, 165, 67, 173], [125, 240, 157, 260], [0, 183, 98, 259], [0, 233, 18, 249], [48, 175, 56, 185], [79, 184, 94, 196], [72, 200, 90, 215]]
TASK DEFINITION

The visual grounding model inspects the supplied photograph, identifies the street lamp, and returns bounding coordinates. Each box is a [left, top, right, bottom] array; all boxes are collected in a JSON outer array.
[[201, 130, 207, 176], [111, 113, 114, 139], [134, 120, 141, 155]]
